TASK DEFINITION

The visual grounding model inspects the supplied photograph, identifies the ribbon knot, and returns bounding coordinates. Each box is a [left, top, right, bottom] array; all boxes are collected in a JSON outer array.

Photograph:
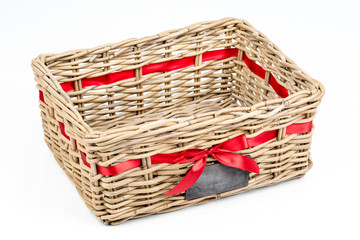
[[151, 134, 260, 195], [206, 146, 217, 155]]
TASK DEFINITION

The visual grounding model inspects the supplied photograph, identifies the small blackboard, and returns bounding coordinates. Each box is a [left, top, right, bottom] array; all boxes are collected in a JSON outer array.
[[185, 163, 249, 200]]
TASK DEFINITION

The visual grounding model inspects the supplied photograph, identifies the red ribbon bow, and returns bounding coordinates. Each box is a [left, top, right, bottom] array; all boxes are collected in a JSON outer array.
[[151, 134, 260, 195]]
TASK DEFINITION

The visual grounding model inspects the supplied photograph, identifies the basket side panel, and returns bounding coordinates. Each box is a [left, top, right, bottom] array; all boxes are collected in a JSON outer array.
[[33, 59, 102, 220], [92, 128, 314, 225]]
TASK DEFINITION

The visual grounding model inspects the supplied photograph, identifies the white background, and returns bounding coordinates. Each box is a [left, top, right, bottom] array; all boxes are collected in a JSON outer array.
[[1, 0, 359, 239]]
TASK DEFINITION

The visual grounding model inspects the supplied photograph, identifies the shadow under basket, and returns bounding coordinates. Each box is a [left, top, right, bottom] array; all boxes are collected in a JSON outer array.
[[32, 18, 324, 225]]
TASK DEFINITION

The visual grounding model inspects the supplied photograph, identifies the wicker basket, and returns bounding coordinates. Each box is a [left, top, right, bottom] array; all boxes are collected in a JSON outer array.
[[32, 18, 324, 225]]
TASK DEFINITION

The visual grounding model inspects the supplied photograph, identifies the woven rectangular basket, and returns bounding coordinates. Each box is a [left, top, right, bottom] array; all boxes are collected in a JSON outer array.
[[32, 18, 324, 225]]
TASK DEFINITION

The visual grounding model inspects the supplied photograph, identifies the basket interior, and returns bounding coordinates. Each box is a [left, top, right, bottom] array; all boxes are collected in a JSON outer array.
[[43, 21, 312, 132]]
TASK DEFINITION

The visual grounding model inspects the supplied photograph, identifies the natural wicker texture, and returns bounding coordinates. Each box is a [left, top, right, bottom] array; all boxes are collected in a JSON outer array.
[[32, 18, 324, 225]]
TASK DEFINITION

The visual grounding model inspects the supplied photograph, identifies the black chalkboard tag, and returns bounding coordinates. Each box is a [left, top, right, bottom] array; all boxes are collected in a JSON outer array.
[[185, 163, 249, 200]]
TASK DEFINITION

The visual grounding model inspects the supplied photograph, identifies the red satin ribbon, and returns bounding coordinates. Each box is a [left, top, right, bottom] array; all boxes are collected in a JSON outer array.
[[58, 121, 70, 140], [243, 53, 289, 98], [286, 122, 312, 134], [41, 87, 311, 195], [39, 90, 47, 105], [152, 134, 259, 195], [80, 151, 142, 175], [78, 121, 312, 195], [59, 48, 288, 98], [39, 47, 300, 195]]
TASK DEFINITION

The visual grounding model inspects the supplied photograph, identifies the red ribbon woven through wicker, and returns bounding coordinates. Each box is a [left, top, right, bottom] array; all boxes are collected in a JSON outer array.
[[39, 48, 312, 195], [80, 122, 312, 195]]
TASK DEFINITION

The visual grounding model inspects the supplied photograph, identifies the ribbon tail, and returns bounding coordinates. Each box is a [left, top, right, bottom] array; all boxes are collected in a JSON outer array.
[[213, 152, 259, 174], [164, 158, 207, 195]]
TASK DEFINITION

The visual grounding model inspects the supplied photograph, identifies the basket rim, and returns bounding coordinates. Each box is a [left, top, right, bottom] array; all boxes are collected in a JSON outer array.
[[35, 17, 241, 62]]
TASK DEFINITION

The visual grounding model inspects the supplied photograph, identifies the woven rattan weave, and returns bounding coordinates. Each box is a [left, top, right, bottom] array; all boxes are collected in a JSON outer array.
[[32, 18, 324, 225]]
